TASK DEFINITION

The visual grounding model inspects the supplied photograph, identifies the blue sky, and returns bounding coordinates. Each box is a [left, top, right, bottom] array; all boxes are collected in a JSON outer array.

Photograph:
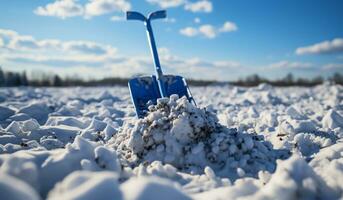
[[0, 0, 342, 81]]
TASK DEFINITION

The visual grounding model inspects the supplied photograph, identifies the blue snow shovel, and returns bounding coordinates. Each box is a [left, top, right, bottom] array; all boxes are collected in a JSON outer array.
[[127, 10, 196, 118]]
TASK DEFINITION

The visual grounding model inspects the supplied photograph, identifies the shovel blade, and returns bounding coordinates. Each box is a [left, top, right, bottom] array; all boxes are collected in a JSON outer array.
[[128, 75, 161, 118], [162, 75, 194, 102], [129, 75, 195, 118]]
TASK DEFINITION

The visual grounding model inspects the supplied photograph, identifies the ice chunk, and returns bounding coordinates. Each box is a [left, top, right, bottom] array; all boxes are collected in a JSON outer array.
[[5, 121, 22, 135], [19, 103, 52, 125], [286, 106, 305, 120], [21, 119, 40, 132], [103, 124, 116, 140], [40, 136, 64, 150], [291, 119, 317, 133], [322, 110, 343, 129], [86, 118, 107, 131], [294, 133, 332, 156], [46, 116, 87, 129]]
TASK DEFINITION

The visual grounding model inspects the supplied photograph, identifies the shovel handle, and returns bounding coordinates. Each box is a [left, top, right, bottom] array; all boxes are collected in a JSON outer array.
[[126, 10, 168, 98]]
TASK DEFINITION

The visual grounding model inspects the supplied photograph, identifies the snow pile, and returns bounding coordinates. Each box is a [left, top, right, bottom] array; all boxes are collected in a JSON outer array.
[[110, 95, 290, 179], [0, 135, 122, 198], [309, 143, 343, 197], [322, 110, 343, 130], [0, 106, 15, 121], [0, 173, 40, 200], [47, 171, 122, 200], [18, 102, 52, 125], [240, 155, 336, 200], [194, 154, 342, 200], [120, 176, 191, 200]]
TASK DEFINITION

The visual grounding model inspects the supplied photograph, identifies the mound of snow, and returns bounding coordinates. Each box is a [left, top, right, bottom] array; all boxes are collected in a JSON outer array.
[[322, 110, 343, 130], [110, 95, 290, 179], [0, 106, 15, 121], [19, 102, 52, 125], [293, 133, 333, 156], [241, 155, 336, 200], [5, 119, 41, 136], [0, 173, 40, 200], [309, 143, 343, 197], [0, 135, 122, 197], [0, 155, 39, 190], [192, 178, 260, 200], [46, 116, 87, 129], [48, 171, 121, 200], [120, 176, 191, 200], [286, 106, 306, 120]]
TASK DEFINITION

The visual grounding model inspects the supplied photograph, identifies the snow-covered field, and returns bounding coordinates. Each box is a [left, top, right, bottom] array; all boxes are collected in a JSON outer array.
[[0, 83, 342, 200]]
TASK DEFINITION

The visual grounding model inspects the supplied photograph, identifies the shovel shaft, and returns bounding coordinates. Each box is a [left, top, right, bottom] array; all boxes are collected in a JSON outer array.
[[145, 20, 167, 97]]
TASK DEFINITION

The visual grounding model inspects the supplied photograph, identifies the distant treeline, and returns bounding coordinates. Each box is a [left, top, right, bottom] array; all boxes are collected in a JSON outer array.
[[0, 68, 342, 87]]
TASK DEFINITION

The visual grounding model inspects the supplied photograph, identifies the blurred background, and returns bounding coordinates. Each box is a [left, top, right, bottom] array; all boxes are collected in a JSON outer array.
[[0, 0, 342, 86]]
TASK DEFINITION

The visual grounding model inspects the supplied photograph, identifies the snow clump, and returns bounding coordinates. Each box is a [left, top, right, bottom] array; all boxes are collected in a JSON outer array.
[[109, 95, 290, 179]]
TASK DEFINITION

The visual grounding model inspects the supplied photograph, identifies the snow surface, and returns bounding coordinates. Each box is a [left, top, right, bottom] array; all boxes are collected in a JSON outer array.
[[0, 84, 342, 200]]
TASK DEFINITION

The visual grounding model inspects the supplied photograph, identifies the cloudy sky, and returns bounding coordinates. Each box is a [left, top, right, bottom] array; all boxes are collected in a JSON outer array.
[[0, 0, 342, 81]]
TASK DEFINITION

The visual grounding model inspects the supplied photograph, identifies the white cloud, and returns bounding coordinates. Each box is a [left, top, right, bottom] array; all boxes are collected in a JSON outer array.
[[268, 60, 313, 69], [34, 0, 84, 19], [179, 27, 198, 37], [199, 25, 216, 39], [8, 35, 40, 50], [34, 0, 131, 19], [0, 38, 4, 47], [296, 38, 343, 55], [37, 39, 63, 50], [0, 29, 18, 38], [146, 0, 185, 8], [213, 60, 241, 68], [0, 29, 243, 81], [63, 41, 116, 55], [180, 21, 238, 39], [184, 0, 212, 13], [0, 29, 116, 56], [194, 17, 201, 24], [164, 18, 176, 23], [110, 15, 126, 21], [84, 0, 131, 18], [146, 0, 212, 14], [322, 63, 343, 71], [156, 47, 242, 80], [219, 21, 238, 32]]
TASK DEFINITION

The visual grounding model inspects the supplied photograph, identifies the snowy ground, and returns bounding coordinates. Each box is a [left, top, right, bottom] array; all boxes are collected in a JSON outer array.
[[0, 83, 342, 200]]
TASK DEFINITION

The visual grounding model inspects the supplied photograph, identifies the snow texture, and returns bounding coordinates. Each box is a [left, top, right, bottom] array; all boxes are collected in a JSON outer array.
[[0, 84, 342, 200]]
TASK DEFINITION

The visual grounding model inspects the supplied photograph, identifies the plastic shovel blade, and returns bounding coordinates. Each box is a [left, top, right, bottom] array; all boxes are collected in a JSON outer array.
[[128, 75, 161, 118], [162, 75, 195, 104]]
